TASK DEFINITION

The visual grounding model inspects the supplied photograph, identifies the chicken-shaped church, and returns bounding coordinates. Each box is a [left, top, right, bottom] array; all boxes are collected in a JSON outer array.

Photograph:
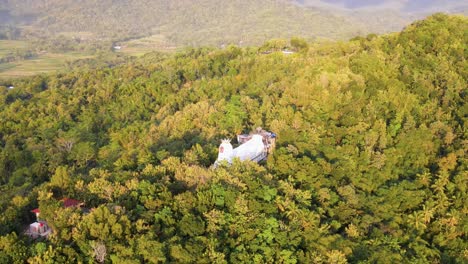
[[215, 127, 276, 166]]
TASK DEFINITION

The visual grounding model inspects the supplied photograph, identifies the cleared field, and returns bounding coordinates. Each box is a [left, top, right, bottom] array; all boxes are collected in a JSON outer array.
[[0, 35, 177, 79], [0, 63, 15, 71], [117, 34, 177, 56], [0, 52, 93, 78], [0, 40, 30, 56]]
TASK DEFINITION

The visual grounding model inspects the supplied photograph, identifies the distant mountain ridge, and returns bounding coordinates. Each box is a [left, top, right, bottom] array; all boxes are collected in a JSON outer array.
[[0, 0, 466, 46], [295, 0, 467, 39]]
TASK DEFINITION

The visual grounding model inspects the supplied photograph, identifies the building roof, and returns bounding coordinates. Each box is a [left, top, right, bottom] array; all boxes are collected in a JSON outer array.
[[31, 198, 82, 214], [30, 222, 46, 228], [62, 198, 82, 208]]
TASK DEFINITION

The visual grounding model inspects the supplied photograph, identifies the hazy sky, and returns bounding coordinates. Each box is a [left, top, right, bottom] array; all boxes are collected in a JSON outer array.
[[299, 0, 468, 12], [321, 0, 387, 9]]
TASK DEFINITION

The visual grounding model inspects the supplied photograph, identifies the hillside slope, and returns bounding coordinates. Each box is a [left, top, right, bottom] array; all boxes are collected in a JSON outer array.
[[0, 14, 466, 263], [1, 0, 363, 45]]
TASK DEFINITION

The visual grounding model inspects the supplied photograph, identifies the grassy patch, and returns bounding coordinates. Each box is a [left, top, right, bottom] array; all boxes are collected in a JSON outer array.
[[0, 63, 15, 72], [0, 35, 177, 78], [0, 52, 93, 78], [117, 34, 177, 56], [0, 40, 30, 56]]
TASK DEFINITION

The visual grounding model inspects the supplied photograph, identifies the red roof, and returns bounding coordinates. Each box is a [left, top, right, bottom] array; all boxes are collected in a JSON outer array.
[[31, 198, 82, 214], [62, 198, 82, 208]]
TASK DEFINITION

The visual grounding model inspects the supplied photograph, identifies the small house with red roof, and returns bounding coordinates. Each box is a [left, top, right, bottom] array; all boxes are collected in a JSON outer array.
[[27, 198, 84, 239], [62, 198, 83, 208], [30, 198, 84, 221], [25, 221, 51, 239], [31, 208, 40, 219]]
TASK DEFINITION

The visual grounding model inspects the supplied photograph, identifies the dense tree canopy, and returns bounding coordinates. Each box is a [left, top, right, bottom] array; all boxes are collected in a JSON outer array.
[[0, 14, 466, 263]]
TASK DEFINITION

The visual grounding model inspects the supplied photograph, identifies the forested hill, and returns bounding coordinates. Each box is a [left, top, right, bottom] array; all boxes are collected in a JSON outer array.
[[1, 0, 360, 45], [0, 14, 467, 263]]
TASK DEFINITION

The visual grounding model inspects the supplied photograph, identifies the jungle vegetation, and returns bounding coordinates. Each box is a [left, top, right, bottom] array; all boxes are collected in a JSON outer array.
[[0, 14, 466, 263]]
